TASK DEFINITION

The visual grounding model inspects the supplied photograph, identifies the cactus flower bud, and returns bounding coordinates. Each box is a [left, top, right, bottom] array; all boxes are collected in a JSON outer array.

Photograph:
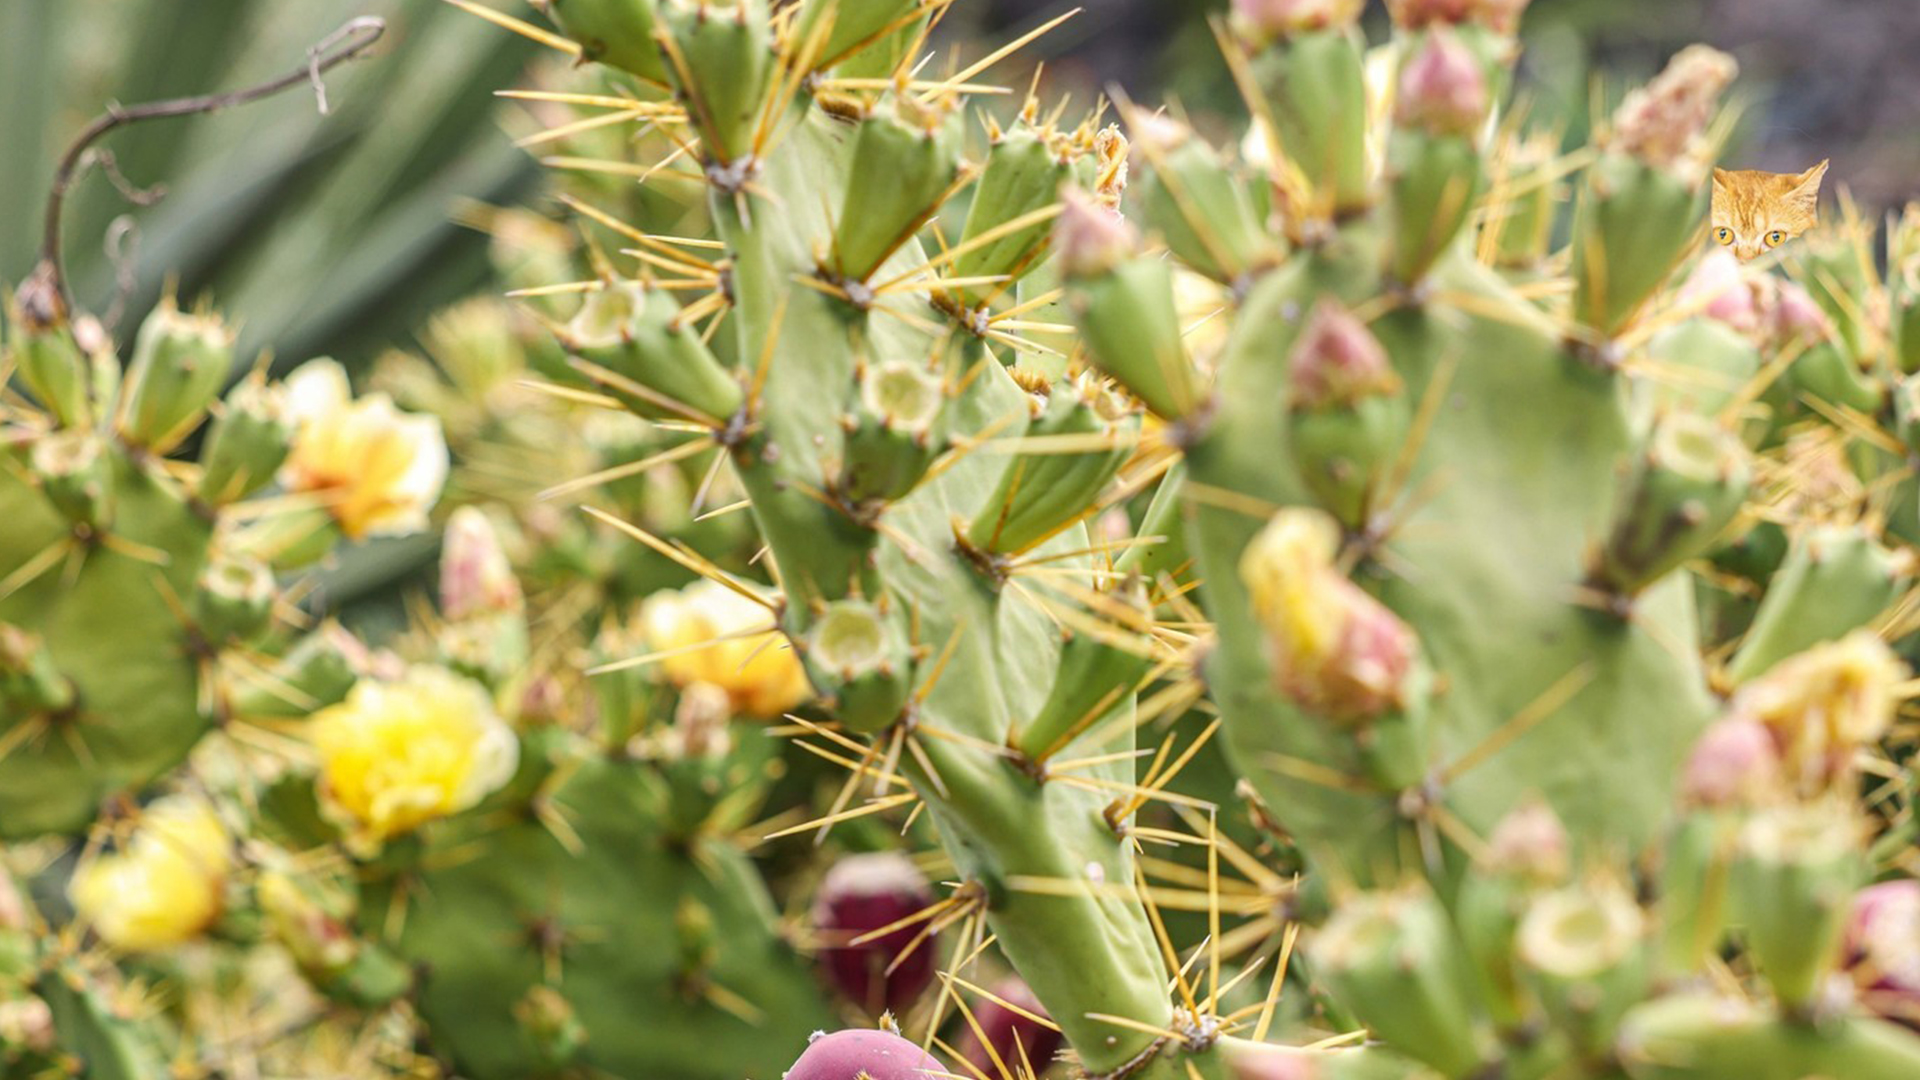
[[1232, 0, 1363, 39], [69, 795, 232, 952], [1516, 880, 1649, 1052], [1055, 187, 1138, 279], [280, 359, 447, 540], [1469, 0, 1533, 33], [786, 1028, 949, 1080], [440, 507, 523, 621], [1315, 888, 1491, 1077], [1240, 509, 1418, 723], [307, 666, 519, 854], [258, 869, 359, 980], [1733, 801, 1865, 1010], [638, 579, 810, 717], [515, 985, 587, 1068], [1679, 251, 1761, 333], [1770, 279, 1835, 346], [198, 377, 293, 505], [1394, 29, 1489, 138], [1386, 0, 1474, 29], [957, 976, 1064, 1074], [0, 622, 73, 714], [1845, 880, 1920, 1020], [1729, 630, 1902, 794], [803, 599, 915, 734], [30, 430, 113, 529], [191, 553, 276, 646], [1486, 798, 1570, 883], [1611, 46, 1738, 174], [0, 997, 54, 1055], [1681, 717, 1782, 808], [118, 299, 235, 453], [1288, 299, 1400, 409], [1222, 1044, 1320, 1080], [811, 853, 938, 1017]]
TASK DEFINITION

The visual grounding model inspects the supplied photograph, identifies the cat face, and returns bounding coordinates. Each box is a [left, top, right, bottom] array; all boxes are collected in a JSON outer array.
[[1710, 160, 1828, 261]]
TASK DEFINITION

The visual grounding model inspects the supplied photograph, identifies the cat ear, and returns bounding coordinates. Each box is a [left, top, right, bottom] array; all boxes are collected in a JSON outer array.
[[1712, 167, 1732, 192], [1789, 159, 1830, 205]]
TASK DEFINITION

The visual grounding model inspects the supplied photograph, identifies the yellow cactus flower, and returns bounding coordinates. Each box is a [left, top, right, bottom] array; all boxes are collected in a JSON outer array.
[[308, 666, 518, 853], [69, 795, 231, 952], [1241, 508, 1346, 668], [638, 579, 810, 717], [280, 359, 448, 540], [1240, 508, 1417, 721], [1731, 630, 1903, 792]]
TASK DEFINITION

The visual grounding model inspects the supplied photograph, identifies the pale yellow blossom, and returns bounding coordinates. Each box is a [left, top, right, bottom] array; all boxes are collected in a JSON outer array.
[[638, 579, 810, 717], [69, 796, 231, 952], [309, 666, 518, 852], [280, 359, 447, 539]]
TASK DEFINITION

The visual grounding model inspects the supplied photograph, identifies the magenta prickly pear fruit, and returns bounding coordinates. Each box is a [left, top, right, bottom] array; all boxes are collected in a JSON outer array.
[[957, 977, 1063, 1074], [812, 853, 938, 1017], [785, 1028, 948, 1080], [1845, 880, 1920, 1024]]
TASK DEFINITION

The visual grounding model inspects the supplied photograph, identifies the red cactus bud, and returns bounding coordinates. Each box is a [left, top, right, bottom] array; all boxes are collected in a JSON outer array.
[[1681, 716, 1781, 807], [785, 1029, 949, 1080], [1611, 46, 1738, 173], [1387, 0, 1475, 28], [1395, 29, 1488, 138], [440, 507, 522, 621], [1770, 280, 1834, 346], [1055, 188, 1138, 278], [1486, 799, 1569, 882], [1679, 251, 1760, 333], [1233, 0, 1363, 38], [811, 853, 939, 1017], [957, 977, 1064, 1074], [1846, 880, 1920, 1020], [1288, 299, 1400, 409]]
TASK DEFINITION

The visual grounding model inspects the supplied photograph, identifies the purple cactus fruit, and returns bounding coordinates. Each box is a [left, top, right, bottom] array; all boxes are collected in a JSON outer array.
[[956, 977, 1064, 1074], [785, 1029, 949, 1080], [1845, 879, 1920, 1025], [812, 853, 938, 1017]]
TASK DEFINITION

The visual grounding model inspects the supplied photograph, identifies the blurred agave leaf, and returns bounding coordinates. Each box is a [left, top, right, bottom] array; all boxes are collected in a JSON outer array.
[[0, 0, 542, 370]]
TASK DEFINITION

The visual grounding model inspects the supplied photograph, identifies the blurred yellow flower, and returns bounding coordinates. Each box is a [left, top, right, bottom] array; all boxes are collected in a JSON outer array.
[[638, 579, 810, 717], [1732, 630, 1903, 791], [309, 666, 518, 852], [280, 359, 448, 540], [69, 795, 231, 952]]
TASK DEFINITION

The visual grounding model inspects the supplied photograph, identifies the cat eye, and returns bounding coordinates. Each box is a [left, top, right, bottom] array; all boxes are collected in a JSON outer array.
[[1765, 230, 1786, 247], [1713, 227, 1733, 246]]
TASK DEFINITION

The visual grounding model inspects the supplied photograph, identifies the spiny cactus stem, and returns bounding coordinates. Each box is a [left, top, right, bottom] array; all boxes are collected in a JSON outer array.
[[31, 16, 386, 324]]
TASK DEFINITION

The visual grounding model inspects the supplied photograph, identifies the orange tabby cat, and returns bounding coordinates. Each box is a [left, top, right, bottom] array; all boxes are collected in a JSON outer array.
[[1710, 160, 1828, 261]]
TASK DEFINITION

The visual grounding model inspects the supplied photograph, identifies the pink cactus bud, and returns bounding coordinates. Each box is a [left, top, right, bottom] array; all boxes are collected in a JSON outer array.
[[0, 997, 54, 1055], [440, 507, 522, 621], [785, 1029, 948, 1080], [1679, 251, 1761, 333], [1681, 716, 1781, 807], [1311, 581, 1419, 721], [1612, 46, 1738, 173], [1487, 799, 1570, 882], [1846, 880, 1920, 1017], [1233, 0, 1363, 38], [1055, 188, 1138, 279], [1387, 0, 1475, 28], [1223, 1043, 1321, 1080], [1288, 299, 1400, 410], [1395, 29, 1489, 138], [957, 977, 1064, 1074], [1771, 280, 1834, 346], [811, 854, 938, 1017]]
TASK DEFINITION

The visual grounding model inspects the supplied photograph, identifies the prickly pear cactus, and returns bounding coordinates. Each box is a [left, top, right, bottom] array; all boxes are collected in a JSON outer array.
[[501, 0, 1920, 1078]]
